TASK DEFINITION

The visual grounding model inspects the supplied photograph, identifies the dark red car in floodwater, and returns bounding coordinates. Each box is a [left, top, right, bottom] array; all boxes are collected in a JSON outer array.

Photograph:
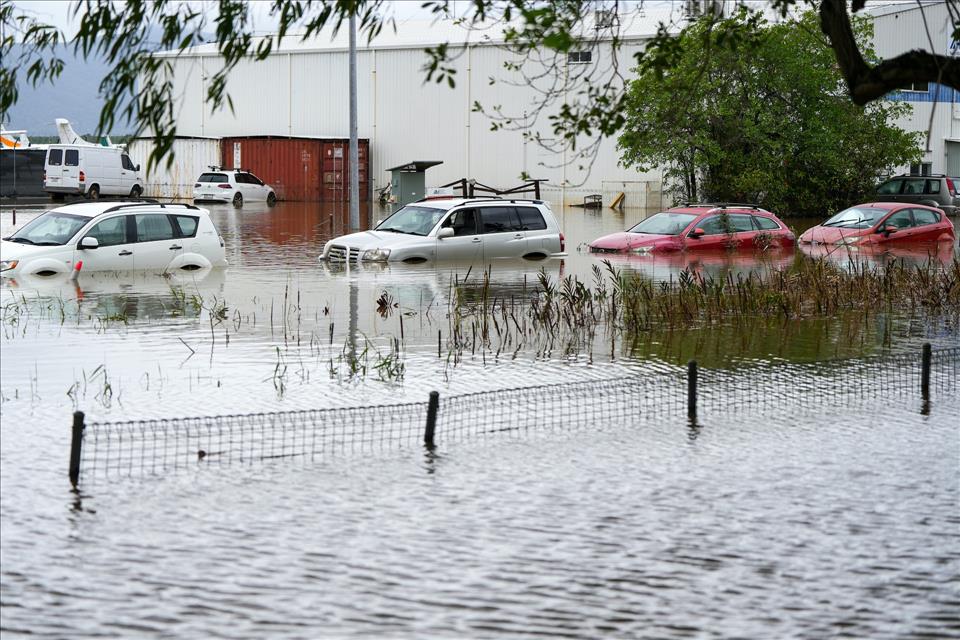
[[588, 204, 796, 255], [799, 202, 955, 248]]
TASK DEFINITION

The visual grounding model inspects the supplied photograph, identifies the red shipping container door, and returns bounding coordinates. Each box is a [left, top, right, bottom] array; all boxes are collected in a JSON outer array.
[[320, 140, 369, 202], [221, 137, 369, 202]]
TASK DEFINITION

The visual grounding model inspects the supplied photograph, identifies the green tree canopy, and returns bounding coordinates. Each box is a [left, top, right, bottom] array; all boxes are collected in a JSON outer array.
[[617, 10, 922, 217]]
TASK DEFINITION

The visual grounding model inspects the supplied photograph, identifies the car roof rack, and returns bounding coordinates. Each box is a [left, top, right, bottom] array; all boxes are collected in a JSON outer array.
[[683, 202, 762, 209], [102, 201, 200, 214]]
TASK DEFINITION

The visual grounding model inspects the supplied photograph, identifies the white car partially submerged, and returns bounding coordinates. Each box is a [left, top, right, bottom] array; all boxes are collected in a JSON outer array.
[[1, 201, 227, 277], [320, 197, 565, 263], [193, 168, 276, 207]]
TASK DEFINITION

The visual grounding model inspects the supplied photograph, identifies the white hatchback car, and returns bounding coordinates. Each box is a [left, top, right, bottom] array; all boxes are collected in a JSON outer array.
[[320, 197, 565, 263], [0, 201, 227, 277], [193, 168, 277, 207]]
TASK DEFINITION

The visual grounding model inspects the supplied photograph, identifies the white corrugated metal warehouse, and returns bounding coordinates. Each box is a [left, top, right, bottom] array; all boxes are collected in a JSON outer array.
[[154, 8, 686, 206], [149, 2, 959, 202]]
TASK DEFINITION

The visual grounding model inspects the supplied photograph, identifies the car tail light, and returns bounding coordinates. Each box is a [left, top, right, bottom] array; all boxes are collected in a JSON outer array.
[[42, 170, 46, 181], [559, 232, 565, 252], [947, 177, 957, 196], [79, 170, 85, 182], [218, 183, 232, 189]]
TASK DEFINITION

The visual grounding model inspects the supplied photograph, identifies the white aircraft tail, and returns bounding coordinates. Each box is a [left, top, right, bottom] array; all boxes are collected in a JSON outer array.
[[56, 118, 98, 146]]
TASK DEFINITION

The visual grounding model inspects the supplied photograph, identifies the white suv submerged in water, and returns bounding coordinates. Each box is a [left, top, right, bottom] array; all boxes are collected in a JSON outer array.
[[1, 201, 227, 277], [320, 197, 565, 263]]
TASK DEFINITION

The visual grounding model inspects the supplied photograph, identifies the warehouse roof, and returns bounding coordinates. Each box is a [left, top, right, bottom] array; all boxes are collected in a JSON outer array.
[[157, 7, 690, 57]]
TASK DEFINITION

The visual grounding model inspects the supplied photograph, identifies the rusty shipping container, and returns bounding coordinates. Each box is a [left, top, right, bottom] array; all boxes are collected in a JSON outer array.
[[220, 136, 369, 202]]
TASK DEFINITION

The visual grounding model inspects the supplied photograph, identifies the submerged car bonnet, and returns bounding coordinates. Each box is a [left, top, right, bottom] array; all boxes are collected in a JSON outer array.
[[327, 230, 433, 249], [590, 232, 672, 251]]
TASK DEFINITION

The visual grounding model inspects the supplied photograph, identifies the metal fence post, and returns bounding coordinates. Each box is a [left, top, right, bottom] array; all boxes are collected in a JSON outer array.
[[425, 391, 439, 447], [69, 411, 85, 487], [921, 343, 931, 402], [687, 360, 698, 422]]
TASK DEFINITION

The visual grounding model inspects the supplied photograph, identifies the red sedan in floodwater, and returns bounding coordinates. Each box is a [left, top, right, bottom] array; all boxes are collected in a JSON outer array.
[[799, 202, 955, 247], [588, 204, 796, 254]]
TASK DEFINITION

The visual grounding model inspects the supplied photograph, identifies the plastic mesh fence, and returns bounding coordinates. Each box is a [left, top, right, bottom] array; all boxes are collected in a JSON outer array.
[[77, 346, 959, 481]]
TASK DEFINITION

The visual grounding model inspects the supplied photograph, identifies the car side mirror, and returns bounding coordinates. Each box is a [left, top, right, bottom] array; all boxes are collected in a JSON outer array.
[[689, 228, 706, 238], [879, 225, 897, 235], [79, 236, 99, 250], [135, 164, 141, 172], [437, 227, 454, 239]]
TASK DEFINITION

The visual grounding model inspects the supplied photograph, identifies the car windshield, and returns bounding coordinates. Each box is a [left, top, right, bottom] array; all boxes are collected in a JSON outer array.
[[376, 205, 446, 236], [627, 212, 697, 235], [821, 207, 887, 229], [3, 211, 89, 246]]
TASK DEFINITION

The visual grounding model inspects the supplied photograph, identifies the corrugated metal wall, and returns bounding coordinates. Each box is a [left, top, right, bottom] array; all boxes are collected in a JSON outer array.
[[128, 137, 222, 199], [164, 38, 658, 204], [220, 136, 369, 202]]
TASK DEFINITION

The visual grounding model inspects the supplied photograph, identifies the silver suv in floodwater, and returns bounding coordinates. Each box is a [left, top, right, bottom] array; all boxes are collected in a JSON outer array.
[[874, 174, 959, 216], [320, 197, 565, 263]]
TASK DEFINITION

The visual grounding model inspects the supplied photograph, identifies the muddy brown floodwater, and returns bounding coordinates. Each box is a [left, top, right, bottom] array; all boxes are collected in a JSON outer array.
[[1, 201, 958, 638]]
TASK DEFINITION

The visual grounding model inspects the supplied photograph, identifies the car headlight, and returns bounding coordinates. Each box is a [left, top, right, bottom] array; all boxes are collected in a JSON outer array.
[[0, 259, 19, 272], [361, 248, 391, 262], [632, 246, 652, 255], [835, 237, 859, 246]]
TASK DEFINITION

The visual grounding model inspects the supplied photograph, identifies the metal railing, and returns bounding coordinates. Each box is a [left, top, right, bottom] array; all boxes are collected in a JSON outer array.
[[68, 344, 958, 485]]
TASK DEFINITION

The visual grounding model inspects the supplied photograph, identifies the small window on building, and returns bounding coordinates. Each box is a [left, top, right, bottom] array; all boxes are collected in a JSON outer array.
[[899, 81, 929, 92], [909, 162, 932, 176], [567, 51, 592, 64]]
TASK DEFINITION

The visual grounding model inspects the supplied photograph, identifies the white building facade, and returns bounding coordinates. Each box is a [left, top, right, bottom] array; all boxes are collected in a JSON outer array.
[[156, 10, 681, 206], [871, 1, 960, 176]]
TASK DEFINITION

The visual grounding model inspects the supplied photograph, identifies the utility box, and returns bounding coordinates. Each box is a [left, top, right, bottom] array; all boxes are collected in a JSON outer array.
[[388, 161, 443, 206]]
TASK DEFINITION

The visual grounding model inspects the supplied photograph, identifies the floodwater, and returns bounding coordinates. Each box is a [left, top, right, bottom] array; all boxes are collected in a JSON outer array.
[[1, 200, 958, 638]]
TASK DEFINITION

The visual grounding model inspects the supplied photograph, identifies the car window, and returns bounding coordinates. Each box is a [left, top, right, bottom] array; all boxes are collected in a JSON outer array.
[[697, 213, 752, 235], [876, 179, 903, 195], [912, 208, 940, 226], [753, 216, 781, 231], [883, 209, 913, 229], [64, 149, 79, 167], [174, 215, 199, 237], [822, 206, 887, 229], [902, 179, 925, 195], [198, 173, 229, 183], [247, 173, 265, 186], [628, 212, 697, 235], [135, 214, 176, 242], [441, 209, 478, 236], [480, 207, 522, 233], [86, 216, 128, 247], [727, 214, 755, 232], [121, 154, 136, 171], [47, 149, 63, 166], [516, 207, 547, 230], [924, 179, 940, 194], [7, 211, 87, 245]]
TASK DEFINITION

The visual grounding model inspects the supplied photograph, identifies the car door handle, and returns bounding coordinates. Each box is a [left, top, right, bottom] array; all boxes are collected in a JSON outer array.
[[169, 245, 182, 250], [118, 250, 132, 256], [472, 238, 481, 243], [513, 234, 524, 239]]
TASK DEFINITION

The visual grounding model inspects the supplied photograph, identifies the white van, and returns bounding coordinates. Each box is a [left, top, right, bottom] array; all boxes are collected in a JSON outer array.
[[44, 145, 143, 200]]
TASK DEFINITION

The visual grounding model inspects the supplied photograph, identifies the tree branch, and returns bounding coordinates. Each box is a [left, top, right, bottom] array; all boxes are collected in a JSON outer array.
[[820, 0, 959, 105]]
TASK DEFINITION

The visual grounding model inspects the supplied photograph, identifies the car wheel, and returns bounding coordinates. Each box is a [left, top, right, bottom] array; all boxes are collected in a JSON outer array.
[[87, 184, 100, 200], [266, 192, 277, 206], [233, 192, 243, 207], [130, 185, 142, 199]]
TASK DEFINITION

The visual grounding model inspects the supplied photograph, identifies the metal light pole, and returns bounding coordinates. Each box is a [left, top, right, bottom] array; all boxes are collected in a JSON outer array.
[[349, 11, 360, 230]]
